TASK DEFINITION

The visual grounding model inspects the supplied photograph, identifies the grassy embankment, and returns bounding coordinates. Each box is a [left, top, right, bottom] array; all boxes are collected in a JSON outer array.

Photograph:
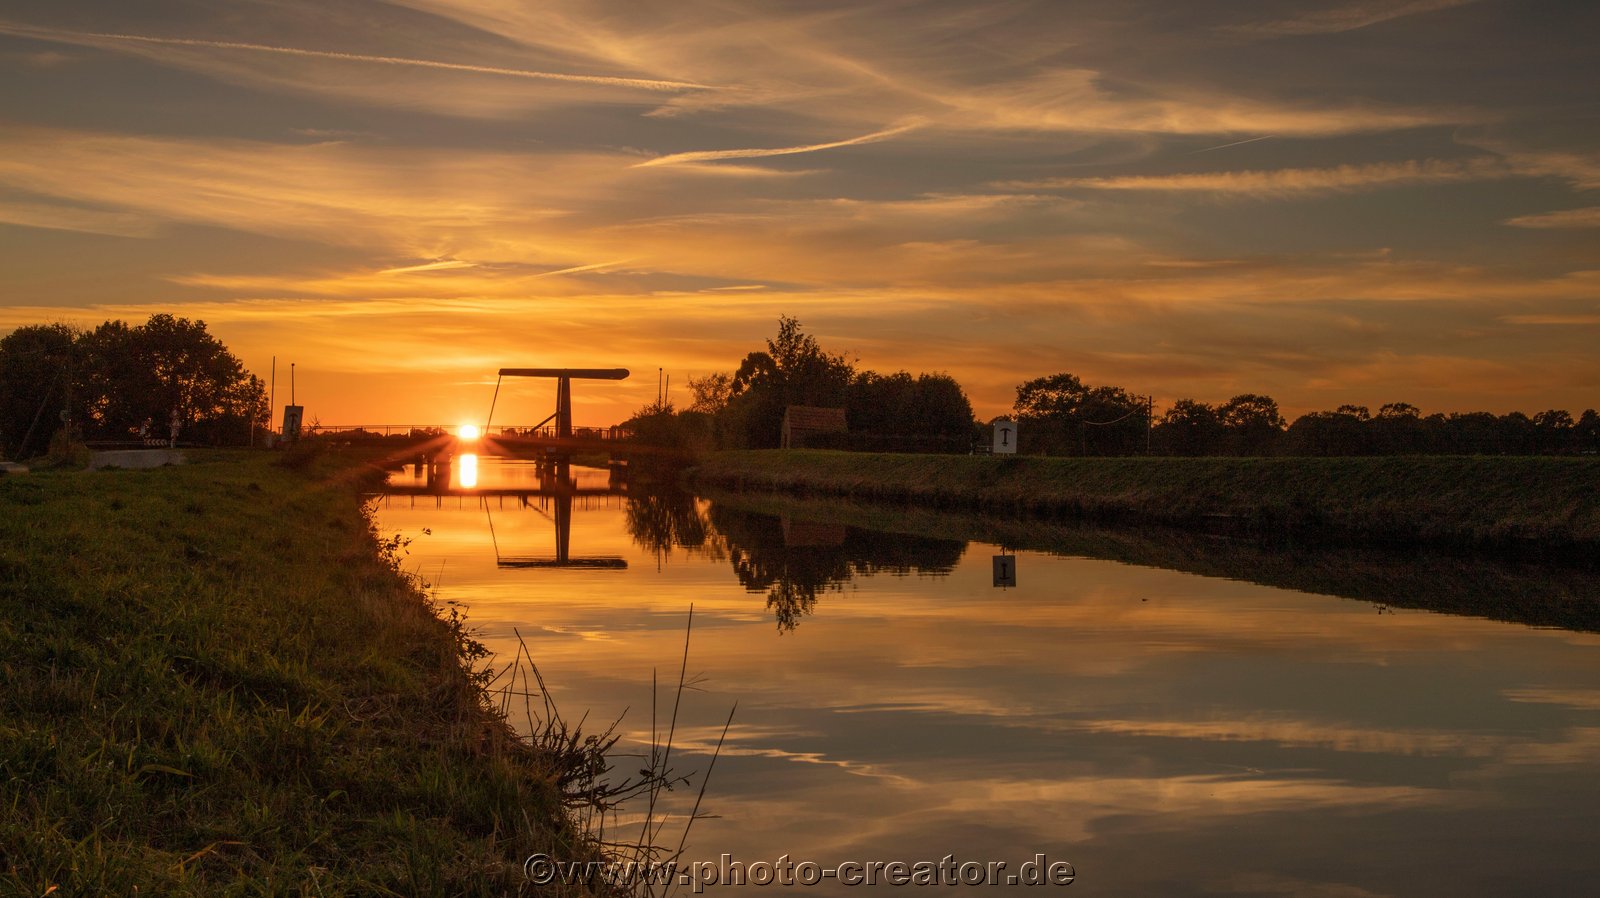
[[691, 451, 1600, 558], [0, 449, 595, 897]]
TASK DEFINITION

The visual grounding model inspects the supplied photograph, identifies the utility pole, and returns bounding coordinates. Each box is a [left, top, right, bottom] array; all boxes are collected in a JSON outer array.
[[1147, 394, 1154, 455]]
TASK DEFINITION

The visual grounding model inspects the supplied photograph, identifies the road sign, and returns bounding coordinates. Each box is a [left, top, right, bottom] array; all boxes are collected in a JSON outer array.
[[993, 419, 1017, 454], [993, 554, 1017, 587], [282, 405, 304, 440]]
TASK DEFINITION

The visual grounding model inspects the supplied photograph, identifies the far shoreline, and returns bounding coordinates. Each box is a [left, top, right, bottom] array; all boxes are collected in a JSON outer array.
[[687, 450, 1600, 563]]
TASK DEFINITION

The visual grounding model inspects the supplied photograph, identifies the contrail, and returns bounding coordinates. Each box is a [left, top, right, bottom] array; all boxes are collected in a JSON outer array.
[[1190, 135, 1275, 154], [0, 22, 714, 92], [530, 260, 627, 278], [635, 122, 922, 168]]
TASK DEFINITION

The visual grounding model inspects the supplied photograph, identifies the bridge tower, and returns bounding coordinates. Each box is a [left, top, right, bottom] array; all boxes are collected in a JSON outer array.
[[492, 367, 630, 439]]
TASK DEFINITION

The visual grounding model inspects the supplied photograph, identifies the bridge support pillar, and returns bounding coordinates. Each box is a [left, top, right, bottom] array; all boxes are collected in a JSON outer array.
[[556, 375, 572, 440]]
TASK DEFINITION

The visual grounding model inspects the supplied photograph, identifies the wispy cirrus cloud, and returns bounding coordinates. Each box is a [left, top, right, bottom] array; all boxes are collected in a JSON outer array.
[[1003, 157, 1509, 198], [0, 197, 159, 238], [1500, 314, 1600, 326], [0, 21, 716, 92], [634, 122, 922, 168], [1504, 207, 1600, 229], [938, 69, 1457, 137], [1229, 0, 1479, 37], [379, 259, 479, 275]]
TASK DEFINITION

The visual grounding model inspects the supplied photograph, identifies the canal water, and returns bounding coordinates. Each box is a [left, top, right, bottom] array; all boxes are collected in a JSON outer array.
[[376, 456, 1600, 896]]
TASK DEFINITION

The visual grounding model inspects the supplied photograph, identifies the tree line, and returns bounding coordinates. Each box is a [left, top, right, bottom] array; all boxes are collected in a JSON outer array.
[[1013, 374, 1600, 457], [630, 316, 976, 453], [634, 317, 1598, 457], [0, 315, 268, 458]]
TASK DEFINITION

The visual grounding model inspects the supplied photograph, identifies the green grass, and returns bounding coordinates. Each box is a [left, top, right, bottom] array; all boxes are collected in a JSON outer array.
[[0, 448, 595, 897], [690, 451, 1600, 557]]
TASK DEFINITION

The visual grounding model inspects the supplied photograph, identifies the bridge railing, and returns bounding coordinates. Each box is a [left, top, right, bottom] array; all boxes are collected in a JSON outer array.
[[305, 424, 633, 440]]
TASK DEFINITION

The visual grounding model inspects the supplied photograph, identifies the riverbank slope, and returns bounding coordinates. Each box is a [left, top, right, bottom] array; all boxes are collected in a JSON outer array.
[[690, 451, 1600, 558], [0, 448, 592, 896]]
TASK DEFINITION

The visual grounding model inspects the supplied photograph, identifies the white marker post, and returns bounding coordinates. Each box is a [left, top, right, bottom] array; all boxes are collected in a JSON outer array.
[[993, 418, 1017, 454]]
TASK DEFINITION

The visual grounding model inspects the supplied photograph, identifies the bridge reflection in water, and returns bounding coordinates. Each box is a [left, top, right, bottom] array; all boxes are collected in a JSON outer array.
[[379, 455, 628, 570]]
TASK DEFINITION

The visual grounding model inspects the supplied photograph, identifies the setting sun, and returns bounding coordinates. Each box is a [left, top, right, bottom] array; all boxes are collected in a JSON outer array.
[[458, 424, 481, 441]]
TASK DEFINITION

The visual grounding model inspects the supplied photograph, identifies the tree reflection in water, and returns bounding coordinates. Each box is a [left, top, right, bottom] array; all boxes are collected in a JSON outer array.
[[708, 506, 965, 631], [623, 484, 724, 562], [623, 484, 964, 630], [624, 486, 960, 627]]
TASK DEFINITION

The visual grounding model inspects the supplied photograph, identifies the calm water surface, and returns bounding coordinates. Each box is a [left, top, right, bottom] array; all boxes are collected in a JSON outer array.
[[377, 457, 1600, 896]]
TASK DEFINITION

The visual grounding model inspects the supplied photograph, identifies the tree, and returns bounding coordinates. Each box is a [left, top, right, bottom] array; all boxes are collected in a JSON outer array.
[[1154, 399, 1222, 456], [1533, 409, 1575, 454], [1370, 402, 1426, 454], [1377, 402, 1420, 419], [723, 317, 855, 448], [0, 315, 267, 453], [1217, 394, 1285, 455], [843, 371, 975, 452], [1577, 409, 1600, 455], [686, 372, 733, 415], [0, 323, 81, 458], [1286, 409, 1367, 456], [1012, 373, 1146, 455]]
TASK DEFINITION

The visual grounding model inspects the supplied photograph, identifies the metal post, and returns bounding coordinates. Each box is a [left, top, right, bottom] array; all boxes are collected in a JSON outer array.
[[557, 375, 572, 439], [555, 493, 572, 565]]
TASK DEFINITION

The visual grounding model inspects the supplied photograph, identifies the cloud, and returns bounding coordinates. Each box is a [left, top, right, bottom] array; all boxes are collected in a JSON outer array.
[[379, 259, 479, 275], [1005, 157, 1509, 198], [0, 198, 159, 238], [1190, 135, 1276, 154], [0, 21, 715, 92], [936, 68, 1458, 137], [634, 122, 921, 168], [1500, 314, 1600, 326], [1504, 206, 1600, 229], [1230, 0, 1478, 37]]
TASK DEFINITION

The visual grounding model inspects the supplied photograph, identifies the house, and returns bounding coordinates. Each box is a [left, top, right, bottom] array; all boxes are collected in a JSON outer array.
[[781, 405, 847, 449]]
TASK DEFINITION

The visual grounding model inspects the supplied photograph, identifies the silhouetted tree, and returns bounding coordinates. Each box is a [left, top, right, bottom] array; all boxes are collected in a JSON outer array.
[[0, 315, 266, 454], [0, 323, 81, 458], [842, 370, 975, 452], [686, 372, 733, 415], [1533, 409, 1575, 454], [1442, 412, 1502, 454], [1287, 408, 1369, 456], [1013, 373, 1146, 455], [722, 316, 855, 448], [1154, 399, 1223, 456], [1217, 393, 1285, 455], [1371, 402, 1426, 454], [1577, 410, 1600, 455]]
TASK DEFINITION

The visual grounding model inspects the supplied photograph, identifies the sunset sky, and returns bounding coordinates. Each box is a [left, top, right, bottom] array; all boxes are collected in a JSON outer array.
[[2, 0, 1596, 426]]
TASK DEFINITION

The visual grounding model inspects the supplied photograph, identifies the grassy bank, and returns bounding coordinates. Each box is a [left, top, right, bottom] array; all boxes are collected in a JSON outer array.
[[0, 449, 593, 896], [690, 451, 1600, 558]]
